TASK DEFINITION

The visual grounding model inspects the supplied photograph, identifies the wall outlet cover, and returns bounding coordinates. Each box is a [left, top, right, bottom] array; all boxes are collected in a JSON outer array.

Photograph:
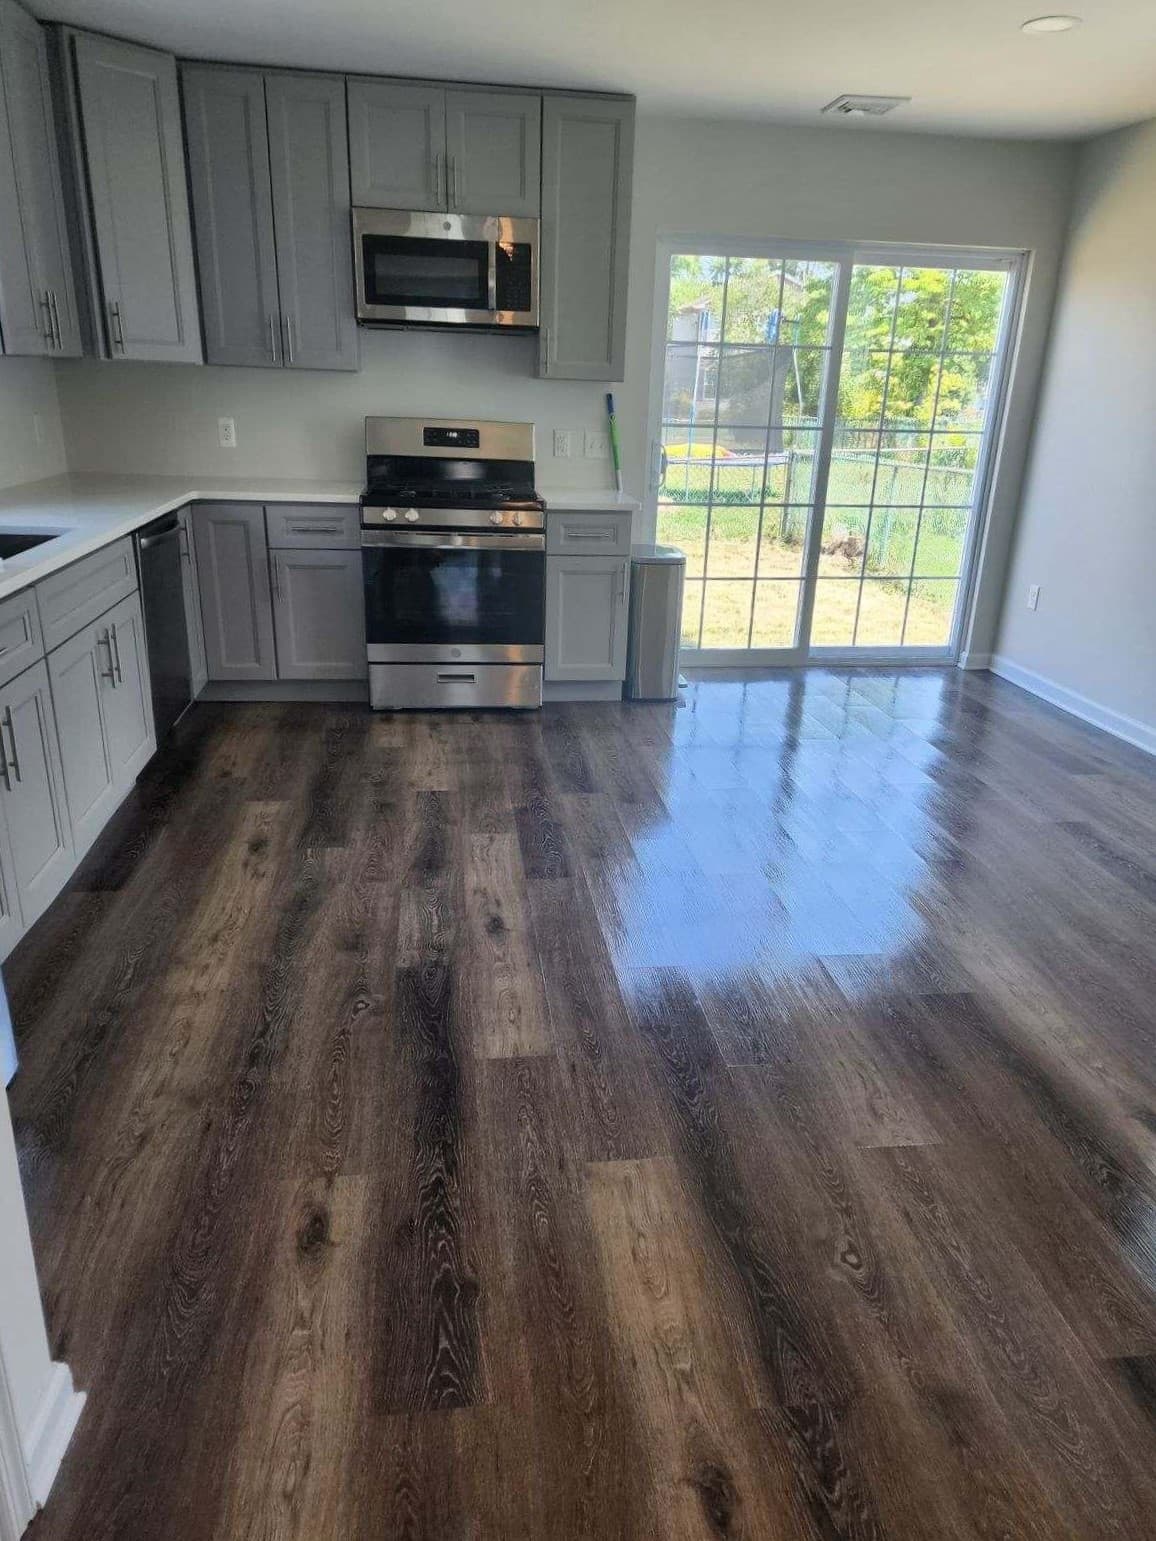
[[218, 416, 237, 449], [584, 430, 610, 459], [552, 429, 573, 458]]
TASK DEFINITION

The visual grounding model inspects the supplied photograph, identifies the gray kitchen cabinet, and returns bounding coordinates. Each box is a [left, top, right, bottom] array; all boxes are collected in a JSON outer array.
[[444, 89, 540, 216], [48, 594, 153, 860], [183, 65, 357, 372], [192, 504, 276, 681], [265, 72, 358, 371], [181, 66, 280, 369], [348, 79, 446, 210], [0, 810, 21, 961], [0, 658, 73, 931], [71, 31, 201, 362], [539, 93, 634, 381], [349, 79, 540, 215], [544, 553, 629, 682], [178, 509, 208, 696], [0, 0, 80, 357], [270, 548, 367, 680], [99, 590, 154, 793]]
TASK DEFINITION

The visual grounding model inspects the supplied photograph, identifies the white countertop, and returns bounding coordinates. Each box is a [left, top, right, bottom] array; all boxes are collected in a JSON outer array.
[[0, 472, 639, 602], [538, 488, 640, 513]]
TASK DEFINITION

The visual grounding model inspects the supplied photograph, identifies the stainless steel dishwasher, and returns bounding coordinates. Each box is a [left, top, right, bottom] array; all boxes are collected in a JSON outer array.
[[135, 514, 192, 744]]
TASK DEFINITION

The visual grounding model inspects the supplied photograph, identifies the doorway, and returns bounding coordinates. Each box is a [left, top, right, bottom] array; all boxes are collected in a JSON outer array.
[[648, 242, 1022, 664]]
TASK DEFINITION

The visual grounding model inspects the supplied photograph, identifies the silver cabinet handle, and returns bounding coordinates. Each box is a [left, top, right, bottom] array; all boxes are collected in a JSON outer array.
[[619, 561, 629, 603], [282, 313, 294, 365], [41, 291, 55, 347], [110, 622, 123, 684], [288, 524, 340, 535], [268, 312, 279, 363], [448, 155, 461, 209], [540, 325, 550, 374], [271, 555, 281, 600], [49, 289, 62, 349], [2, 706, 21, 784], [97, 627, 116, 685], [432, 151, 443, 203], [108, 300, 125, 352]]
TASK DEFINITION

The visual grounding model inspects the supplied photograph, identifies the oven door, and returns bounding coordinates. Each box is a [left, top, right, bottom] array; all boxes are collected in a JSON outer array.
[[353, 208, 538, 327], [362, 529, 545, 663]]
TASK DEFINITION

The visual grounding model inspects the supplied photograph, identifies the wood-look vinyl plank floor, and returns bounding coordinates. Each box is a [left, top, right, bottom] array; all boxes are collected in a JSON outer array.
[[8, 672, 1156, 1539]]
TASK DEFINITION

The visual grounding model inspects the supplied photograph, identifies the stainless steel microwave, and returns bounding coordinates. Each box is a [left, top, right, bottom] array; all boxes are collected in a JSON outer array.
[[352, 208, 539, 329]]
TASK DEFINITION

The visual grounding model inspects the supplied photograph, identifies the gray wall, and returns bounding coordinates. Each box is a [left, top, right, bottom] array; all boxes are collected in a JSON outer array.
[[994, 119, 1156, 748], [619, 114, 1077, 660], [0, 357, 68, 487]]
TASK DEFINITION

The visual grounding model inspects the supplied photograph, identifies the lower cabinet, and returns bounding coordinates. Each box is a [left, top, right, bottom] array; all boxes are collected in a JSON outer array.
[[0, 659, 74, 932], [270, 547, 367, 680], [192, 503, 277, 681], [544, 554, 629, 682], [48, 591, 155, 861]]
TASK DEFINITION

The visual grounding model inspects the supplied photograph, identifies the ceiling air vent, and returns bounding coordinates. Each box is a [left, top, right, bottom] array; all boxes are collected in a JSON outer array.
[[822, 94, 911, 118]]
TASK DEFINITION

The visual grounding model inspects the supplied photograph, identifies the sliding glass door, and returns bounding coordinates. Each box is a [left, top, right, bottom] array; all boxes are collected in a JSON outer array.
[[651, 243, 1020, 663]]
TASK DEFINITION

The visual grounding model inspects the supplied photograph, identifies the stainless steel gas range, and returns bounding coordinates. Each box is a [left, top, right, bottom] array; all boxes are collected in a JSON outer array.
[[360, 417, 546, 710]]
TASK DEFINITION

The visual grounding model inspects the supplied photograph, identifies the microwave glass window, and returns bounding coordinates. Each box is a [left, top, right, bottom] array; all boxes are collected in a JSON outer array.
[[363, 236, 489, 310]]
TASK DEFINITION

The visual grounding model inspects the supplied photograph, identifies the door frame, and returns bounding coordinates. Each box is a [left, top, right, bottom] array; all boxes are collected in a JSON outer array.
[[645, 235, 1027, 667]]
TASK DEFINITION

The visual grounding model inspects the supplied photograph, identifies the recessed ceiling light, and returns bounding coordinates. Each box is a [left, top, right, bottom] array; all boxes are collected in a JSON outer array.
[[1021, 14, 1082, 32]]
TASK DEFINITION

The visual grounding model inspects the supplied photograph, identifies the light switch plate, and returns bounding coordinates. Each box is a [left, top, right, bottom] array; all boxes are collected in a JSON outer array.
[[584, 430, 610, 459], [1027, 584, 1040, 611], [552, 430, 573, 458], [218, 416, 237, 449]]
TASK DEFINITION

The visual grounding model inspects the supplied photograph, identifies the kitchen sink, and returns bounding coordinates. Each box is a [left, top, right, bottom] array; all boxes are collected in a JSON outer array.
[[0, 531, 60, 559]]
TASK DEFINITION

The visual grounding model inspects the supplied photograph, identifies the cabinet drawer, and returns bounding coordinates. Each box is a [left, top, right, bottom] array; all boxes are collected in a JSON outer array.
[[546, 510, 632, 557], [36, 538, 137, 651], [0, 588, 45, 689], [266, 504, 360, 549]]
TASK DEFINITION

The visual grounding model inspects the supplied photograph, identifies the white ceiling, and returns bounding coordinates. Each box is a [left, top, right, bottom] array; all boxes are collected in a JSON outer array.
[[32, 0, 1156, 139]]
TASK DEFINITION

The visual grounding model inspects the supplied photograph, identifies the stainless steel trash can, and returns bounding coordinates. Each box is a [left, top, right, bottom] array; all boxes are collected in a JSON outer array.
[[625, 543, 685, 700]]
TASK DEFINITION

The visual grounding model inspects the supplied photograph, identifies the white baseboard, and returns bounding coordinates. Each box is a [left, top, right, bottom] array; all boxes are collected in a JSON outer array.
[[23, 1363, 84, 1508], [957, 650, 991, 671], [989, 654, 1156, 758], [542, 680, 623, 702]]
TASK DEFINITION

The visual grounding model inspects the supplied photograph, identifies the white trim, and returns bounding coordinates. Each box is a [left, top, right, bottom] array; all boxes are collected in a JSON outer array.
[[957, 650, 991, 670], [0, 1358, 34, 1541], [543, 680, 623, 702], [988, 656, 1156, 758], [22, 1364, 84, 1509]]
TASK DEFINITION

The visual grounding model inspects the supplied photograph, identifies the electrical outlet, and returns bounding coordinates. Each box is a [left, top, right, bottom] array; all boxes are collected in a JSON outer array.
[[1027, 583, 1040, 611], [552, 429, 573, 459], [583, 429, 610, 460], [218, 416, 237, 449]]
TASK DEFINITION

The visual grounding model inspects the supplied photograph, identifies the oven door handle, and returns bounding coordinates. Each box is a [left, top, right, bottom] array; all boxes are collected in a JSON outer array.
[[361, 529, 545, 551]]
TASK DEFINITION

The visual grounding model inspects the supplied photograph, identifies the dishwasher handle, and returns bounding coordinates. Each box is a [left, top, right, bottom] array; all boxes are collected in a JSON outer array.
[[137, 520, 182, 551]]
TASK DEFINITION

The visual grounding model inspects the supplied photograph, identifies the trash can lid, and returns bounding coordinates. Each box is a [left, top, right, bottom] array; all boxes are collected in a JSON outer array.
[[630, 543, 686, 564]]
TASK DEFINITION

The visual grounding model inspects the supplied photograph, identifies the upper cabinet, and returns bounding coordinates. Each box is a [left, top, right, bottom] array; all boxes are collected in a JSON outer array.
[[538, 94, 634, 382], [67, 31, 201, 362], [183, 66, 357, 372], [349, 79, 541, 218], [0, 0, 81, 357]]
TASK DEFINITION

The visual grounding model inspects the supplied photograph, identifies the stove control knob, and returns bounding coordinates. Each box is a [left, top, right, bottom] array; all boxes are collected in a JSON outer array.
[[513, 512, 524, 527], [489, 512, 504, 526], [405, 508, 420, 523], [384, 508, 398, 522]]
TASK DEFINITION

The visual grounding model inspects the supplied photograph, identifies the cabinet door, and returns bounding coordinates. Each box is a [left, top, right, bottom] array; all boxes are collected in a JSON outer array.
[[266, 73, 358, 372], [192, 504, 276, 681], [178, 510, 208, 696], [348, 79, 446, 210], [73, 32, 202, 363], [545, 556, 629, 682], [48, 619, 117, 858], [102, 592, 155, 796], [0, 0, 80, 356], [0, 806, 23, 962], [182, 65, 281, 369], [444, 89, 540, 217], [0, 659, 73, 930], [539, 95, 634, 382], [270, 549, 367, 680]]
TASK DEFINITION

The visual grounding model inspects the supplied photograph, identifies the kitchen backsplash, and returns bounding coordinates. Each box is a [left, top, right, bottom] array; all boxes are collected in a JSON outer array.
[[53, 329, 625, 491], [0, 358, 68, 487]]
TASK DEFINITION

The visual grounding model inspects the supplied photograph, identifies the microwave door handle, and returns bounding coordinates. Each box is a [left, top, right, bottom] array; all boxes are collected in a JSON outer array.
[[487, 244, 498, 313]]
